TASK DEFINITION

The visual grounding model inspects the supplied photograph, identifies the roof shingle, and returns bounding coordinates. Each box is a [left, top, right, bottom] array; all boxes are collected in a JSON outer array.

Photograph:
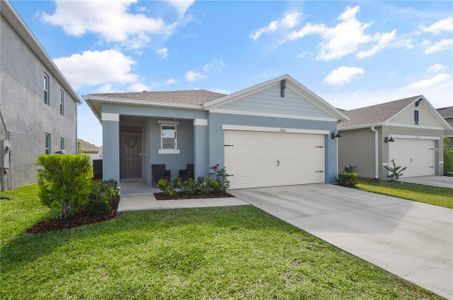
[[437, 106, 453, 118]]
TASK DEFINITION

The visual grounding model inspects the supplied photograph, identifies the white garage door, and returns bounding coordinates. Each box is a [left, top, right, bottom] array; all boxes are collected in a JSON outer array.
[[224, 129, 325, 189], [388, 138, 435, 177]]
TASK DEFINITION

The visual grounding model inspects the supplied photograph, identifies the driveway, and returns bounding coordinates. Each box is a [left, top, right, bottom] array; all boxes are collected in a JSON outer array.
[[230, 184, 453, 299], [400, 176, 453, 189]]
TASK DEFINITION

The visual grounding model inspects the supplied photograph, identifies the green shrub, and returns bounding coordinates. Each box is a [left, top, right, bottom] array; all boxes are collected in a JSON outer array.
[[444, 137, 453, 172], [181, 178, 196, 195], [210, 164, 230, 191], [336, 172, 358, 187], [195, 177, 209, 195], [157, 179, 176, 196], [37, 154, 92, 219], [206, 178, 221, 193], [384, 159, 407, 181], [87, 180, 119, 216]]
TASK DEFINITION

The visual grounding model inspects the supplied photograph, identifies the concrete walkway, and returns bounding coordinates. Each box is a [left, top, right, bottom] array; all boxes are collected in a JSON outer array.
[[400, 176, 453, 189], [118, 181, 248, 212], [230, 184, 453, 299]]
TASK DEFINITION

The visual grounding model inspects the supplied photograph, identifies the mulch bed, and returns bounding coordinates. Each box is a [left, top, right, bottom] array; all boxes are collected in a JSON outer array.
[[27, 198, 119, 234], [154, 191, 234, 200]]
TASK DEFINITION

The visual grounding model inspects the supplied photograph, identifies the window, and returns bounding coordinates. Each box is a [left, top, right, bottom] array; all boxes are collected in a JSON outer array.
[[44, 73, 50, 105], [60, 137, 65, 151], [45, 133, 51, 154], [414, 110, 420, 125], [59, 89, 64, 115], [159, 123, 179, 154]]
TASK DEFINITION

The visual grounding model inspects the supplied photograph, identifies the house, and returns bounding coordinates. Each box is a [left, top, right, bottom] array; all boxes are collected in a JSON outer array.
[[85, 75, 349, 189], [437, 106, 453, 138], [78, 139, 102, 160], [0, 0, 79, 190], [338, 96, 452, 179]]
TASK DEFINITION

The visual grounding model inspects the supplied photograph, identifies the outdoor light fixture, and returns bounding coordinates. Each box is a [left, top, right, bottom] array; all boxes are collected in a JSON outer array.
[[331, 132, 341, 139], [385, 137, 395, 143]]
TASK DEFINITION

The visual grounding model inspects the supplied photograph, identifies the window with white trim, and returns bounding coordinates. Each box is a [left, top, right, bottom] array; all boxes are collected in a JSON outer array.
[[160, 124, 179, 153], [45, 133, 51, 154], [44, 73, 50, 105], [59, 89, 64, 115], [60, 137, 65, 151], [414, 110, 420, 125]]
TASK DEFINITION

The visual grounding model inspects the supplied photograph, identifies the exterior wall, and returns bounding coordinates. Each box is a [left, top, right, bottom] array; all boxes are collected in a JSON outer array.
[[208, 113, 338, 183], [338, 128, 377, 178], [0, 15, 77, 188], [388, 101, 442, 128], [380, 126, 444, 179], [218, 84, 333, 119]]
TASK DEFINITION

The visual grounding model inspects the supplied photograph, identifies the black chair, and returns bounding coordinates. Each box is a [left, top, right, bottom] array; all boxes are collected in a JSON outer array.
[[93, 159, 103, 179], [152, 164, 171, 187], [178, 164, 194, 181]]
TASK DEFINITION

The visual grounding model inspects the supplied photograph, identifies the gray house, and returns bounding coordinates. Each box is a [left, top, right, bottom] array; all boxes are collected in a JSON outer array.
[[0, 0, 79, 190], [85, 75, 349, 189], [437, 106, 453, 138], [338, 96, 451, 179]]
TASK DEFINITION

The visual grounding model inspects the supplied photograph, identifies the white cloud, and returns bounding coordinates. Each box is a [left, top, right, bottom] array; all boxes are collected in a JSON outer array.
[[421, 16, 453, 35], [250, 11, 301, 40], [424, 38, 453, 54], [407, 73, 451, 89], [185, 70, 205, 82], [42, 0, 173, 48], [165, 78, 177, 85], [428, 64, 446, 73], [128, 82, 150, 92], [324, 66, 364, 86], [357, 30, 397, 58], [203, 59, 225, 72], [286, 6, 396, 61], [157, 47, 169, 58], [53, 49, 138, 90], [166, 0, 195, 17]]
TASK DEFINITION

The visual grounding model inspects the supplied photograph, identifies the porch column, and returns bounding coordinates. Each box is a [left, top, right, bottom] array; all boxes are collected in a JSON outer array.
[[102, 112, 120, 183], [193, 119, 209, 178]]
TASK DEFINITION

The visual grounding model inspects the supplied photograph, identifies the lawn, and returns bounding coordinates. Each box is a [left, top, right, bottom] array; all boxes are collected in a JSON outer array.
[[356, 179, 453, 209], [0, 185, 440, 299]]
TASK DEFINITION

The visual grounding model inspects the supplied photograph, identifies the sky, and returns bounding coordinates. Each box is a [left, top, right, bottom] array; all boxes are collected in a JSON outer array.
[[10, 0, 453, 146]]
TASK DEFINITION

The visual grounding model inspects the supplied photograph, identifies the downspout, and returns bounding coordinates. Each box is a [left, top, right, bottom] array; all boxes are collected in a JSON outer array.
[[337, 120, 343, 176], [370, 126, 379, 179]]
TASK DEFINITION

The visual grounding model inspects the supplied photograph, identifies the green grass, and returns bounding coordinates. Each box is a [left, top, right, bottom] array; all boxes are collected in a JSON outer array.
[[356, 179, 453, 209], [0, 185, 439, 299]]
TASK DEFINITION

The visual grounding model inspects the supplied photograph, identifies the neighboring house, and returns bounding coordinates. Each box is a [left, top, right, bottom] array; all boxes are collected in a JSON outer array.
[[0, 0, 79, 190], [85, 75, 349, 189], [78, 139, 102, 160], [437, 106, 453, 138], [338, 96, 452, 179]]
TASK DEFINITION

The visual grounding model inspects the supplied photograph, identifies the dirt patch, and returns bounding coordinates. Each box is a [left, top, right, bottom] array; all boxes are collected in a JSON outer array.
[[27, 199, 119, 234], [154, 191, 234, 200]]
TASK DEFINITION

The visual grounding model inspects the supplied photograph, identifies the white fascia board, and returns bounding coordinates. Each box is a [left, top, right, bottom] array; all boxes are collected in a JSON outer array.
[[222, 125, 330, 135], [339, 123, 384, 131], [84, 95, 203, 110], [389, 134, 440, 140], [386, 123, 443, 130], [210, 108, 337, 122], [193, 119, 208, 126], [84, 98, 102, 123], [101, 112, 119, 121]]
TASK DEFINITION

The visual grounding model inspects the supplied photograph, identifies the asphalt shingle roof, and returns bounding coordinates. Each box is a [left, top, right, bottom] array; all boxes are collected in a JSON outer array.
[[91, 89, 226, 107], [78, 139, 101, 153], [437, 106, 453, 118], [341, 95, 422, 129]]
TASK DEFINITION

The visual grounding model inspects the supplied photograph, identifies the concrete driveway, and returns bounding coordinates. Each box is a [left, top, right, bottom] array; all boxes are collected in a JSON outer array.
[[230, 184, 453, 299], [400, 176, 453, 189]]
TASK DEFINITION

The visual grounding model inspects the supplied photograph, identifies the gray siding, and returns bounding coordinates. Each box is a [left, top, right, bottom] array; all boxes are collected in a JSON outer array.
[[0, 15, 77, 188]]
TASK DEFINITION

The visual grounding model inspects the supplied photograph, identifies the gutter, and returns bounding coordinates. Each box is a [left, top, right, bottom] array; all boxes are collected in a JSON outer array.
[[370, 126, 379, 179]]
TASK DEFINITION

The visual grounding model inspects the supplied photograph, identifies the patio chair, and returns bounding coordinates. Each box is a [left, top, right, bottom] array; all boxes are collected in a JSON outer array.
[[178, 164, 194, 181], [152, 164, 171, 187]]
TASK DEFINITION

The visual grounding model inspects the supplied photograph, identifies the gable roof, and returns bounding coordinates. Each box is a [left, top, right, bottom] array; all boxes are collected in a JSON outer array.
[[340, 95, 452, 130], [78, 139, 101, 153], [437, 106, 453, 118], [0, 0, 80, 103]]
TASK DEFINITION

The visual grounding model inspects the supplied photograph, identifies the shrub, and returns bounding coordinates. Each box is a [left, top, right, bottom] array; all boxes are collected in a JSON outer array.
[[336, 172, 358, 187], [207, 178, 221, 193], [444, 137, 453, 173], [157, 179, 176, 196], [195, 177, 209, 195], [37, 154, 92, 220], [181, 178, 196, 195], [210, 164, 230, 191], [87, 180, 119, 216], [384, 159, 407, 182]]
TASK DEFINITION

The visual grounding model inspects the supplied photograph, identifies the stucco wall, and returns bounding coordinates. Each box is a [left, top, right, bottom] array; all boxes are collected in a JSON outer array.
[[0, 15, 77, 188], [338, 128, 376, 178], [208, 113, 338, 183]]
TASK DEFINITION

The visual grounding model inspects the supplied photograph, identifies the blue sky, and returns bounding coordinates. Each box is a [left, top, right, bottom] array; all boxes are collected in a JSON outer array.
[[10, 0, 453, 146]]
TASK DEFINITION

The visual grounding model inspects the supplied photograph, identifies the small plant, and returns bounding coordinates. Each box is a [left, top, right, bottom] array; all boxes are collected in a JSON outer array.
[[195, 177, 209, 195], [157, 179, 176, 196], [37, 154, 92, 220], [181, 178, 196, 195], [336, 172, 358, 187], [384, 159, 407, 182], [210, 164, 230, 191], [87, 180, 119, 216], [207, 178, 221, 193], [344, 164, 357, 173]]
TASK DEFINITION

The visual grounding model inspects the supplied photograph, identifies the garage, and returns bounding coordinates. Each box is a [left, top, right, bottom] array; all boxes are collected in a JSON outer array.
[[388, 138, 435, 177], [224, 126, 326, 189]]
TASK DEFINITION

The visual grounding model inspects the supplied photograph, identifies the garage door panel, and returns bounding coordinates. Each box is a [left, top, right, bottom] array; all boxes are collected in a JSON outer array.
[[388, 139, 435, 178], [224, 130, 325, 189]]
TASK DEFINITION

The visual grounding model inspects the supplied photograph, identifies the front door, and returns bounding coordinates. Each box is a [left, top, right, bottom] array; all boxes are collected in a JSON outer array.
[[120, 127, 142, 179]]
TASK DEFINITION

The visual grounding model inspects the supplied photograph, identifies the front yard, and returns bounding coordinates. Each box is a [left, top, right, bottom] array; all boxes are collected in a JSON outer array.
[[0, 185, 440, 299], [356, 179, 453, 209]]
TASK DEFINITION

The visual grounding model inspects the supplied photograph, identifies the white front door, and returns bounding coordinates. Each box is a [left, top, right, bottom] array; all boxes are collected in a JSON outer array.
[[224, 129, 325, 189], [388, 138, 435, 177]]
